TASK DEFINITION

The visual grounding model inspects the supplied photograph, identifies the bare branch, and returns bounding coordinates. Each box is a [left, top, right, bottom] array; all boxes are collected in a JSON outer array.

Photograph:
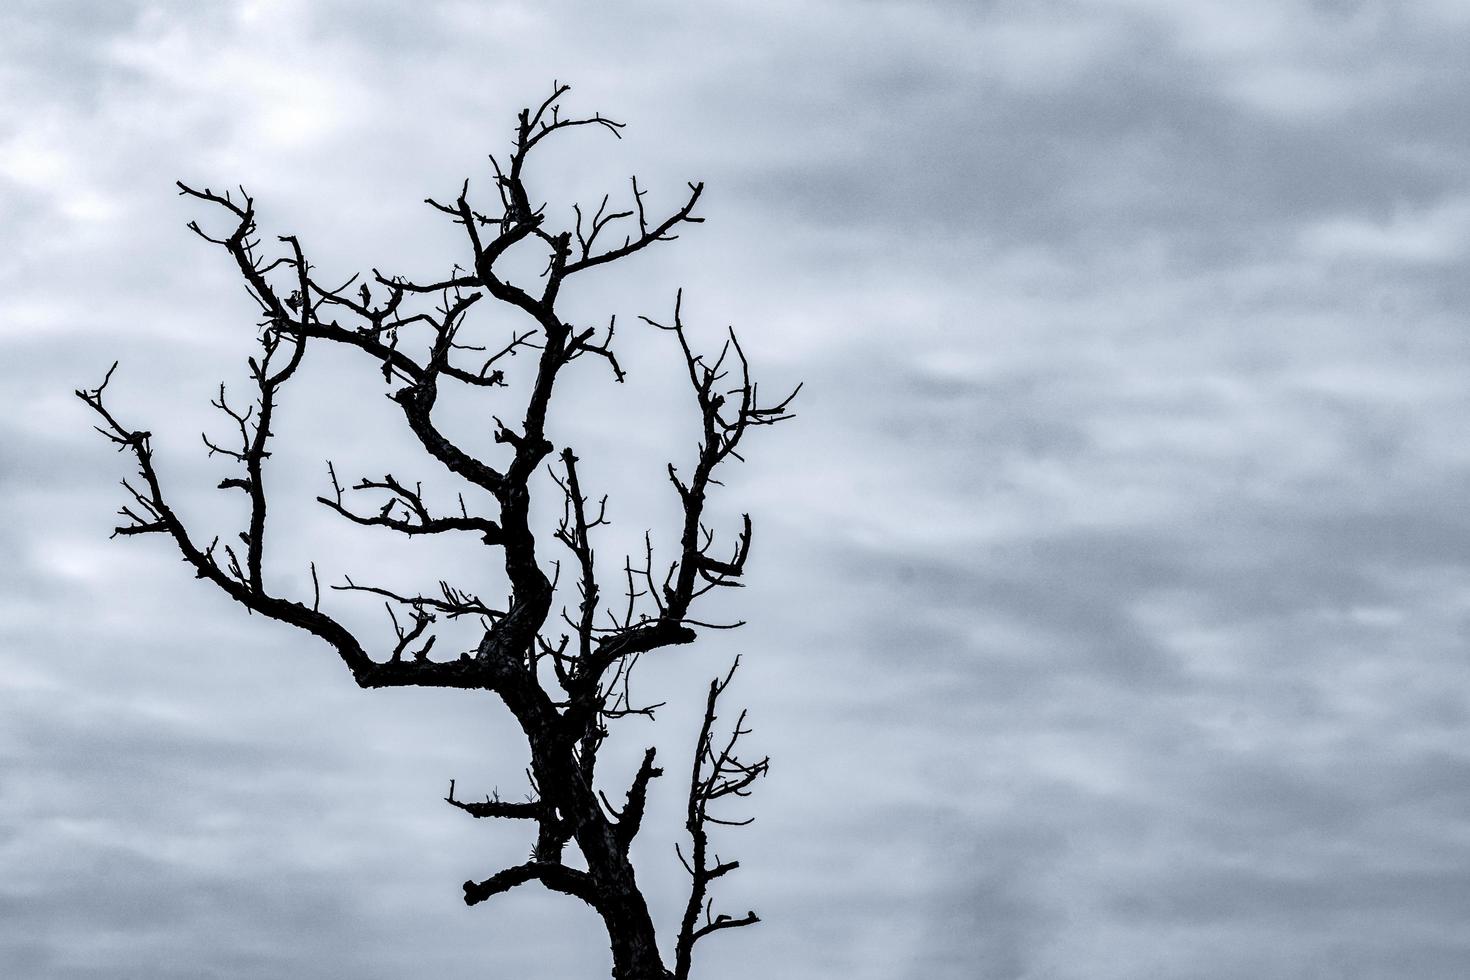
[[674, 658, 768, 978], [445, 779, 544, 820], [615, 747, 662, 850], [564, 180, 704, 277], [316, 467, 503, 544], [77, 364, 495, 691], [462, 861, 597, 907], [333, 576, 503, 622]]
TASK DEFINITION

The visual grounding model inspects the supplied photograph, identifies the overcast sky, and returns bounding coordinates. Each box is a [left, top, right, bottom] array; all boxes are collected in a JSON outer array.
[[5, 1, 1470, 978]]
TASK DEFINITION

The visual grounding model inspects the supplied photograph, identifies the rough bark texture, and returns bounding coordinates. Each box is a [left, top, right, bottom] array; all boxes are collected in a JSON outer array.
[[79, 83, 791, 980]]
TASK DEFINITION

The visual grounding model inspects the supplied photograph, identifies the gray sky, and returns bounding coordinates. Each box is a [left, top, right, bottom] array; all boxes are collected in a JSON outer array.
[[5, 1, 1470, 977]]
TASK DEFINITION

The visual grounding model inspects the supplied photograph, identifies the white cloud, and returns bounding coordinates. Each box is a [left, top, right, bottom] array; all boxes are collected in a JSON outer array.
[[1300, 196, 1470, 264]]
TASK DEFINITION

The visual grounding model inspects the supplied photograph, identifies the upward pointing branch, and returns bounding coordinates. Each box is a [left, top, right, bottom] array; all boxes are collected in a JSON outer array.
[[674, 657, 768, 979]]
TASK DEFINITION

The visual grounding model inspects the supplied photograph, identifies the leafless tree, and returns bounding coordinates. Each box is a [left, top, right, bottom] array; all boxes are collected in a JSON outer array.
[[77, 83, 796, 980]]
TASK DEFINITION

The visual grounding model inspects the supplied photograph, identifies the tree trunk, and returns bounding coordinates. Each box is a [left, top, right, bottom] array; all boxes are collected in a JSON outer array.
[[603, 898, 673, 980], [583, 792, 672, 978]]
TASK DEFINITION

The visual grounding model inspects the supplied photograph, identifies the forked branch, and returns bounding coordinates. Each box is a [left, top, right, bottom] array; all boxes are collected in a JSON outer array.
[[76, 364, 502, 691], [674, 657, 768, 979]]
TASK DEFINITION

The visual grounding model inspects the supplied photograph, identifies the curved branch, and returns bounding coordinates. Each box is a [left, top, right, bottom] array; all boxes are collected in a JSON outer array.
[[317, 465, 503, 544], [76, 366, 492, 691], [563, 180, 704, 277], [463, 861, 597, 908]]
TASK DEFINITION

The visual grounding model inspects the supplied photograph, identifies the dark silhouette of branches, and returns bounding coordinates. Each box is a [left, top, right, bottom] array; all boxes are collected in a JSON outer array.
[[77, 82, 794, 980], [674, 657, 768, 979]]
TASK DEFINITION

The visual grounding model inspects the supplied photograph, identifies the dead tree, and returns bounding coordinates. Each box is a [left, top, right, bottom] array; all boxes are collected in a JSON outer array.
[[77, 83, 796, 980]]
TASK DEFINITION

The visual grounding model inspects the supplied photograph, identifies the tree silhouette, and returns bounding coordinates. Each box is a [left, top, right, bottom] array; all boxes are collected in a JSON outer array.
[[77, 82, 797, 980]]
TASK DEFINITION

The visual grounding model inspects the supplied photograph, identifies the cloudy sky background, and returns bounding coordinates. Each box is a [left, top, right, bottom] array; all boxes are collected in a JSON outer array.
[[5, 1, 1470, 977]]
